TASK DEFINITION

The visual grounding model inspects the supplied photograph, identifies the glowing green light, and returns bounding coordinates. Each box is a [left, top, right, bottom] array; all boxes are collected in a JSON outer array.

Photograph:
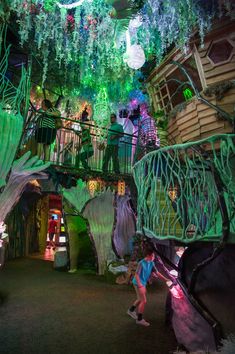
[[183, 88, 193, 101]]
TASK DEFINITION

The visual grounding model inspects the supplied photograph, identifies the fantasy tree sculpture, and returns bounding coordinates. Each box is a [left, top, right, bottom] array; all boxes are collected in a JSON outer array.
[[0, 26, 49, 225], [63, 180, 116, 275]]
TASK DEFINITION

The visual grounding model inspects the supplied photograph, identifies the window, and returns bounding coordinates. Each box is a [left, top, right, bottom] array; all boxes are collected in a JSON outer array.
[[207, 39, 233, 65], [152, 56, 202, 114]]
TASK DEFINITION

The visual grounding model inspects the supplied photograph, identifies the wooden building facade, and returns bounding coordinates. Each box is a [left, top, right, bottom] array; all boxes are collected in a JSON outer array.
[[147, 18, 235, 145]]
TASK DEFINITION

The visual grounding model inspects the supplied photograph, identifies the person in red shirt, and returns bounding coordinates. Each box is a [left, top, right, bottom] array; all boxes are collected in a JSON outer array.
[[47, 216, 57, 250]]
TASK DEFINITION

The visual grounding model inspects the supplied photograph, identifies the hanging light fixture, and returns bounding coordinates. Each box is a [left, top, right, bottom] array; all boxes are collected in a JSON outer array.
[[87, 178, 105, 196], [87, 179, 98, 197], [168, 187, 177, 201], [123, 29, 145, 70], [117, 180, 125, 196]]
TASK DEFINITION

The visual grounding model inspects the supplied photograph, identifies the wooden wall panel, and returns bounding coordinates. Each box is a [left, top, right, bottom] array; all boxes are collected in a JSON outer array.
[[167, 92, 234, 145], [178, 117, 199, 131], [181, 129, 201, 143], [147, 20, 235, 147], [200, 126, 232, 140], [197, 30, 235, 86], [177, 110, 198, 125]]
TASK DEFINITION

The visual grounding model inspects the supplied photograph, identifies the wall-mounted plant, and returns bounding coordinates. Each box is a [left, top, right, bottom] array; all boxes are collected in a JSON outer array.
[[203, 80, 235, 101]]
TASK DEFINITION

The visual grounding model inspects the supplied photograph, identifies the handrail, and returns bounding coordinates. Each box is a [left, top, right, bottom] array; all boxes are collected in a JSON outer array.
[[64, 126, 137, 147], [23, 115, 138, 147], [134, 133, 235, 168], [29, 108, 139, 140], [21, 120, 138, 175]]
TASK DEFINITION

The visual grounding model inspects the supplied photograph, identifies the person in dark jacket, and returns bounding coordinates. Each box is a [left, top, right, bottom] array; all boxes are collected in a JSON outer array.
[[102, 113, 124, 174]]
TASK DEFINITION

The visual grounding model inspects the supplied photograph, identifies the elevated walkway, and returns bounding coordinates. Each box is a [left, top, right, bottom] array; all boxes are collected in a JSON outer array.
[[21, 116, 138, 183]]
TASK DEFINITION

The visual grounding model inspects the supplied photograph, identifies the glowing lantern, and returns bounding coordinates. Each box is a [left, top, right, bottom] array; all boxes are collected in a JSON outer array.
[[123, 21, 145, 70], [183, 87, 193, 101], [168, 187, 177, 201], [118, 180, 125, 196], [87, 179, 98, 197], [29, 179, 40, 187]]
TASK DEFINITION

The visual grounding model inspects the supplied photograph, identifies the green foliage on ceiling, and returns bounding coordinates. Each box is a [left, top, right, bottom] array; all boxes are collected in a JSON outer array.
[[1, 0, 233, 103]]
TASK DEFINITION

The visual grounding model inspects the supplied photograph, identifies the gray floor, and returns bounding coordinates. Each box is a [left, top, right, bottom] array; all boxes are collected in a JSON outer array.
[[0, 258, 177, 354]]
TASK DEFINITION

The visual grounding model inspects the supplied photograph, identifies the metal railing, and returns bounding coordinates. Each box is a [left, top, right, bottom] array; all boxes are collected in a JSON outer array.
[[21, 116, 137, 175]]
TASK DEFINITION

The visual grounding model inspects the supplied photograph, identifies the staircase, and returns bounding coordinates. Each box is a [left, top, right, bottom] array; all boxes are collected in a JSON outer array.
[[144, 179, 183, 239]]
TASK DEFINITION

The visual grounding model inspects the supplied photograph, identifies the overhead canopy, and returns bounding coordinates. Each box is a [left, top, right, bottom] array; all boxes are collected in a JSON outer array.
[[1, 0, 233, 102]]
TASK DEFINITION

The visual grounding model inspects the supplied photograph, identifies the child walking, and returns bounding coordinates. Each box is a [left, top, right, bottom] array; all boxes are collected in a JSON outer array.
[[127, 244, 169, 327]]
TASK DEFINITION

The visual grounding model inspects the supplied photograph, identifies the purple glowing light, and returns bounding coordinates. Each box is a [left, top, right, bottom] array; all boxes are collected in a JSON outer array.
[[169, 284, 184, 299], [129, 99, 138, 109]]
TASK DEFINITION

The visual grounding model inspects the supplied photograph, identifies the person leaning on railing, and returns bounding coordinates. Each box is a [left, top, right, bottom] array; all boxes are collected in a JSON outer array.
[[34, 99, 62, 161]]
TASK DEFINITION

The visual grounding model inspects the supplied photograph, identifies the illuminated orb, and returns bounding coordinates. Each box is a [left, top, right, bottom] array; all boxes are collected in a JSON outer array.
[[129, 16, 142, 29], [124, 44, 145, 70]]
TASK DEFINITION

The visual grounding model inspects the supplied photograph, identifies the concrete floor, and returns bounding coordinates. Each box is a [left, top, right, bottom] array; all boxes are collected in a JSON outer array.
[[0, 258, 177, 354]]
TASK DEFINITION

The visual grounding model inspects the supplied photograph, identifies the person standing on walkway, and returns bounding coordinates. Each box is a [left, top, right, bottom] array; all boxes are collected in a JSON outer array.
[[47, 216, 57, 250], [102, 113, 124, 174], [75, 121, 94, 170], [35, 99, 61, 161], [127, 244, 169, 327]]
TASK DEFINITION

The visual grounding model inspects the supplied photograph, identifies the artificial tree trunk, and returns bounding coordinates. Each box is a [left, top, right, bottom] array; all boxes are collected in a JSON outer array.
[[83, 190, 116, 275]]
